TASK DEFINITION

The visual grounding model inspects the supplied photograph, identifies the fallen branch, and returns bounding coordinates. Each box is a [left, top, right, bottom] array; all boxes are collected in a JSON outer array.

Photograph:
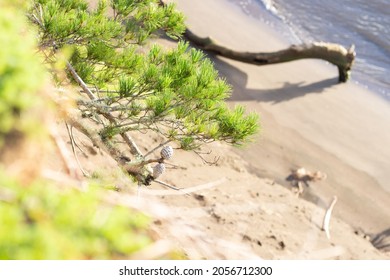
[[157, 1, 356, 82], [184, 29, 356, 82]]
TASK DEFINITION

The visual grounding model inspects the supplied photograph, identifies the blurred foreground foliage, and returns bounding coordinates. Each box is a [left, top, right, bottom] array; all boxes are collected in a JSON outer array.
[[0, 0, 168, 260], [0, 175, 151, 259], [0, 0, 45, 142]]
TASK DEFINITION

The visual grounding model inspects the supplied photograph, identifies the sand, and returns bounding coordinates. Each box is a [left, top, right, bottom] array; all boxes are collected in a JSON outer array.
[[171, 0, 390, 233], [137, 0, 390, 258]]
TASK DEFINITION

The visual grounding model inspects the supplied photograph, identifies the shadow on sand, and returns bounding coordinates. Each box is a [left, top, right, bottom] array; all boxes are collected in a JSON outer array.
[[210, 55, 338, 103], [371, 228, 390, 252], [208, 54, 338, 209]]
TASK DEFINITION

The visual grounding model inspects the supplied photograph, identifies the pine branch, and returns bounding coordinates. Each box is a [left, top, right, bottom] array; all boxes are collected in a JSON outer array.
[[144, 139, 172, 158], [66, 62, 143, 158]]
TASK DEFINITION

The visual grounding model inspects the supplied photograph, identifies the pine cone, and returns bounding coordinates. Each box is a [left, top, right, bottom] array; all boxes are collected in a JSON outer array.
[[160, 145, 173, 160], [153, 163, 165, 179]]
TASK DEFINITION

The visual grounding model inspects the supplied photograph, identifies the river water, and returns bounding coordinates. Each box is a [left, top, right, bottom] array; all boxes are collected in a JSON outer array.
[[230, 0, 390, 99]]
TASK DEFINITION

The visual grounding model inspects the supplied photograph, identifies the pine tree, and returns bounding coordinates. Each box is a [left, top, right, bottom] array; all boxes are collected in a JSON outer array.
[[28, 0, 259, 184]]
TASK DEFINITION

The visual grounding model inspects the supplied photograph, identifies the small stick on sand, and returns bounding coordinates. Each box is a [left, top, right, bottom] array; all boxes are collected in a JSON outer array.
[[154, 179, 190, 197], [322, 196, 338, 240], [143, 178, 226, 197], [154, 179, 181, 191]]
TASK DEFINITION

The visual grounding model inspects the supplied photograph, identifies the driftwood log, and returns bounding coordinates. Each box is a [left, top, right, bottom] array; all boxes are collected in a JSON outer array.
[[157, 0, 356, 82], [184, 29, 356, 83]]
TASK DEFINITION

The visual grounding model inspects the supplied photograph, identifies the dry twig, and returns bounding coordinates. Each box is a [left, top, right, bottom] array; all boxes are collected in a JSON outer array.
[[49, 124, 82, 179], [65, 122, 89, 177], [322, 196, 338, 240]]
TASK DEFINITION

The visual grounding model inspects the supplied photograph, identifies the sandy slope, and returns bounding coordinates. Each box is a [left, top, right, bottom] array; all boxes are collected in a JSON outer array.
[[152, 141, 387, 259], [53, 0, 390, 259], [59, 119, 387, 259], [65, 125, 388, 259], [135, 0, 390, 258]]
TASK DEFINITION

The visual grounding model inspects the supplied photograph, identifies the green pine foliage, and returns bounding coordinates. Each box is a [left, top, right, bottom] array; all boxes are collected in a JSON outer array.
[[29, 0, 259, 151]]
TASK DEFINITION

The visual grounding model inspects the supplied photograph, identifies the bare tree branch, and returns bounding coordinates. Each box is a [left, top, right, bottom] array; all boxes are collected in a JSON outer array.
[[194, 149, 220, 166]]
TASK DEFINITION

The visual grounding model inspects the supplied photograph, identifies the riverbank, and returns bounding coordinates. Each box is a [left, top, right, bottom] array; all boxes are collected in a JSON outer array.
[[172, 0, 390, 234], [147, 0, 390, 258]]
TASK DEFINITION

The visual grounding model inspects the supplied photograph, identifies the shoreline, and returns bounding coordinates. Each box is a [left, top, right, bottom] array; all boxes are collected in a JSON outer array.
[[172, 0, 390, 234], [233, 0, 390, 100]]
